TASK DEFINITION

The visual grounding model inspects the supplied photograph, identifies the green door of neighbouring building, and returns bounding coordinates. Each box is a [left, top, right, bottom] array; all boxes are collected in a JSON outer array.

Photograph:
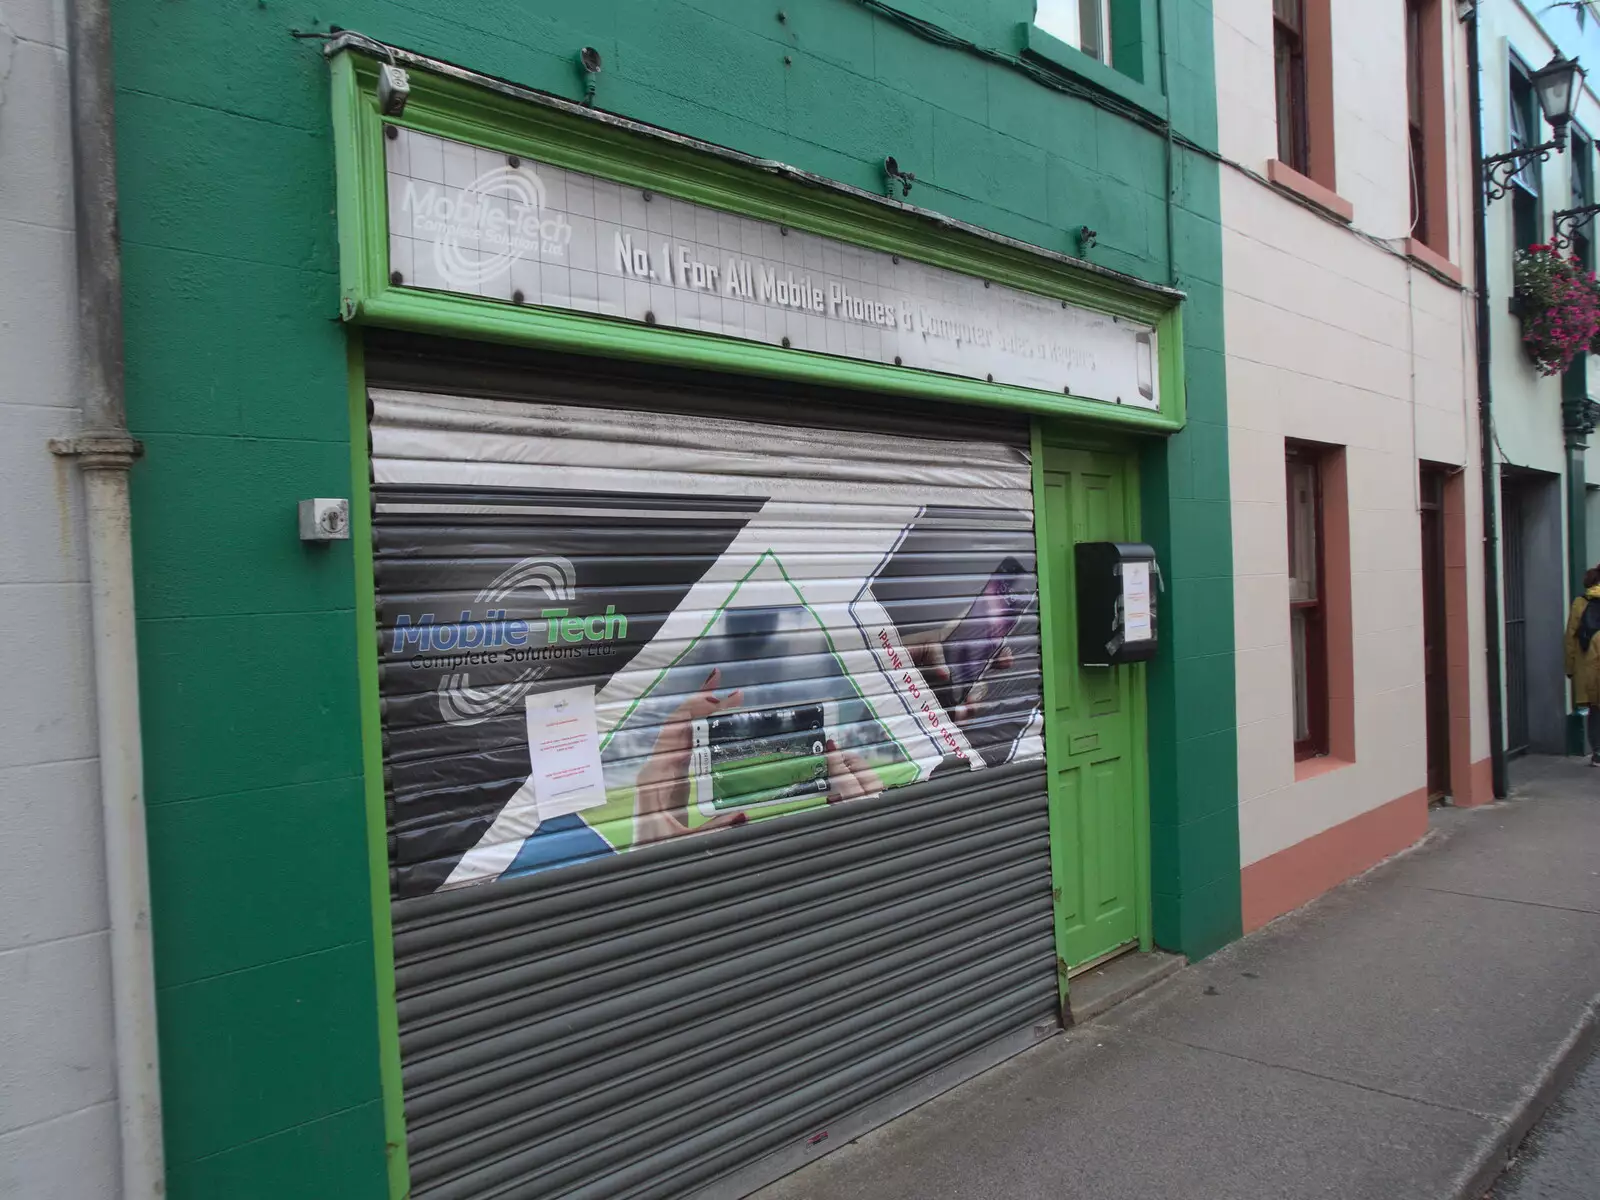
[[1037, 441, 1149, 974]]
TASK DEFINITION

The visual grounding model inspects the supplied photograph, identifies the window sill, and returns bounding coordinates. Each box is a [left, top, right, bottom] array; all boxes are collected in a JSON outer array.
[[1404, 238, 1463, 286], [1266, 160, 1354, 224], [1294, 754, 1354, 783], [1017, 23, 1167, 121]]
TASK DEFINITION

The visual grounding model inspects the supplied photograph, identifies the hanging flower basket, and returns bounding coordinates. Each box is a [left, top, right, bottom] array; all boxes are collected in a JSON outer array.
[[1513, 244, 1600, 376]]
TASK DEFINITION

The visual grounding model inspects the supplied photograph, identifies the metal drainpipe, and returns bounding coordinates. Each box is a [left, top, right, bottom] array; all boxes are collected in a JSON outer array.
[[48, 0, 166, 1194], [1466, 8, 1510, 799]]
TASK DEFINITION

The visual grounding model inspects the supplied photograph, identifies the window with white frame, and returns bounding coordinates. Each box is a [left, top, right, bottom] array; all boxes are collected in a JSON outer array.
[[1510, 59, 1543, 255], [1036, 0, 1114, 64]]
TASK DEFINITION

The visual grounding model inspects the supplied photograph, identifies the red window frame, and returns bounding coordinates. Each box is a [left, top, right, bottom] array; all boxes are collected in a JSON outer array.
[[1287, 444, 1329, 760], [1405, 0, 1429, 246], [1274, 0, 1310, 174]]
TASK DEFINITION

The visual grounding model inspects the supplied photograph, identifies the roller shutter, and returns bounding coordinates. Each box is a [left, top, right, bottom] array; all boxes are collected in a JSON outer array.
[[369, 361, 1056, 1199]]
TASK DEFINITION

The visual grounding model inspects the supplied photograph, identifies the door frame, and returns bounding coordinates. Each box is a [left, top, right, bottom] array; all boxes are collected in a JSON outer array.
[[1418, 464, 1451, 799], [1031, 418, 1153, 1013]]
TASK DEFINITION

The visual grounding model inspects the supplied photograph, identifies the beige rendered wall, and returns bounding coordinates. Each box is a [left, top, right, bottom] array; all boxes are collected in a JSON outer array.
[[0, 0, 120, 1194], [1214, 0, 1490, 904]]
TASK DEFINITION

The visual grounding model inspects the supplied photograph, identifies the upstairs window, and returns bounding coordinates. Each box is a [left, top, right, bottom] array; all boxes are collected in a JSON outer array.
[[1035, 0, 1114, 64], [1405, 0, 1449, 256], [1510, 58, 1543, 254], [1573, 129, 1593, 269], [1406, 0, 1430, 245], [1274, 0, 1310, 174]]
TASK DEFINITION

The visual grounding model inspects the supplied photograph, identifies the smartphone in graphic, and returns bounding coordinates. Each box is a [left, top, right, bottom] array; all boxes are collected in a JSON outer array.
[[691, 702, 834, 815], [936, 557, 1033, 714], [1136, 331, 1155, 402]]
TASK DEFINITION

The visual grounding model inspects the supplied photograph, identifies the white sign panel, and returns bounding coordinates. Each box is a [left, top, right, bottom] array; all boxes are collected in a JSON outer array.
[[1122, 561, 1152, 644], [384, 127, 1159, 410]]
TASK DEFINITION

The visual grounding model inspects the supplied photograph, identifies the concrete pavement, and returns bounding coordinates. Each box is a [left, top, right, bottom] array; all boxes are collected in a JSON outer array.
[[750, 756, 1600, 1200]]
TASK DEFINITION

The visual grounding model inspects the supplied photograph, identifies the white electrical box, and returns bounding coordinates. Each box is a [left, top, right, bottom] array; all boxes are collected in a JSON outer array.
[[299, 498, 350, 542]]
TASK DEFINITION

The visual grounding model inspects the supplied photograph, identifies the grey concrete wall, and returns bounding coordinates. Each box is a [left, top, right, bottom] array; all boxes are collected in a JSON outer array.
[[0, 1, 119, 1197]]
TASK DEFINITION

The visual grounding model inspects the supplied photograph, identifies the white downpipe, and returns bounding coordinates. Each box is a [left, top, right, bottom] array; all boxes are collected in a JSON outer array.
[[83, 463, 165, 1197], [59, 0, 167, 1193]]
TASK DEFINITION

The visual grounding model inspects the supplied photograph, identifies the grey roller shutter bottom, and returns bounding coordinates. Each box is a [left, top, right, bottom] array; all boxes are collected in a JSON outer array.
[[370, 375, 1057, 1199]]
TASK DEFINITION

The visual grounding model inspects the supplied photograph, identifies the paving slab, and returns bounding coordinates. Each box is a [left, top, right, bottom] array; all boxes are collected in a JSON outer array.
[[748, 759, 1600, 1200], [1392, 762, 1600, 915], [752, 1021, 1492, 1200], [1103, 880, 1600, 1116]]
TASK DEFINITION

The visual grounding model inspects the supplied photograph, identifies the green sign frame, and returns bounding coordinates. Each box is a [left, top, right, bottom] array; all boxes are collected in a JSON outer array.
[[328, 47, 1187, 432]]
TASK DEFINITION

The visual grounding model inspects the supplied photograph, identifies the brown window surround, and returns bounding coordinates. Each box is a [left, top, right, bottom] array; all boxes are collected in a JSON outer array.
[[1405, 0, 1451, 261], [1404, 237, 1463, 285], [1270, 0, 1338, 210], [1267, 159, 1354, 223], [1286, 441, 1354, 774]]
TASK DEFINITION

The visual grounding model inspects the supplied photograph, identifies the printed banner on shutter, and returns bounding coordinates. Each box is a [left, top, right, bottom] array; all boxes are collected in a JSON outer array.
[[384, 127, 1160, 410], [372, 390, 1044, 897]]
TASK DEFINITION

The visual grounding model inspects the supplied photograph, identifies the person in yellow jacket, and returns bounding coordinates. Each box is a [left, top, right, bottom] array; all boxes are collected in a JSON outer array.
[[1566, 564, 1600, 765]]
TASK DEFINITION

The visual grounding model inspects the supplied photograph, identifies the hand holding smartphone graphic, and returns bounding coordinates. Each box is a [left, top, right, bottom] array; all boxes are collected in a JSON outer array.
[[906, 633, 1016, 724], [633, 667, 750, 846], [903, 556, 1029, 725]]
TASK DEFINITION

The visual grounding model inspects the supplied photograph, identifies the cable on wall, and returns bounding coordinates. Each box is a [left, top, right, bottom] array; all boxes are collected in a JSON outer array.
[[849, 0, 1468, 285]]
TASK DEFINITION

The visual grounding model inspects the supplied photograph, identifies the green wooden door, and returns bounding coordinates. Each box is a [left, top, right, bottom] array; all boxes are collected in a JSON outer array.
[[1037, 444, 1146, 975]]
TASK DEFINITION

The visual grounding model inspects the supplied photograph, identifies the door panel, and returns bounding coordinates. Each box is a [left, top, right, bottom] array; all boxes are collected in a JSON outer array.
[[1040, 445, 1142, 971]]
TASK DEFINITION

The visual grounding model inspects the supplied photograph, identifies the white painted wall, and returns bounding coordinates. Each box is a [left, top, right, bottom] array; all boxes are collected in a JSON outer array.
[[1480, 6, 1575, 478], [0, 1, 119, 1196], [1478, 0, 1600, 746], [1216, 0, 1488, 868]]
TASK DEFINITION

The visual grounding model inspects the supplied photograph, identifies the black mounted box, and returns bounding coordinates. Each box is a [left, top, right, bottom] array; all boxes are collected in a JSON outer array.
[[1075, 542, 1159, 666]]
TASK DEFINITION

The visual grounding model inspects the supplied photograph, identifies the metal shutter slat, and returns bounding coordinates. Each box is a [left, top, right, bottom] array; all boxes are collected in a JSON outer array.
[[370, 362, 1056, 1200]]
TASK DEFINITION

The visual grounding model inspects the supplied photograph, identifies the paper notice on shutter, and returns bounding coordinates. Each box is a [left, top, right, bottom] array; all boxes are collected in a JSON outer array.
[[527, 685, 608, 820], [1123, 562, 1152, 643]]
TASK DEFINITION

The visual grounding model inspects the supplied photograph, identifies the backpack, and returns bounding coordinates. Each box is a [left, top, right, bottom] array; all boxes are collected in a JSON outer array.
[[1581, 597, 1600, 654]]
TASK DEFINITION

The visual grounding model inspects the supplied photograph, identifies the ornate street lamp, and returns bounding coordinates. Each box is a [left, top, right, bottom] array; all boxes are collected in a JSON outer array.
[[1484, 52, 1584, 203]]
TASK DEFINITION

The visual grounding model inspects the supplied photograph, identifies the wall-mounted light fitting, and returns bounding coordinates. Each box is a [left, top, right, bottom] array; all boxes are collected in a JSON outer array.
[[883, 156, 916, 198], [1482, 52, 1584, 203], [578, 47, 603, 106]]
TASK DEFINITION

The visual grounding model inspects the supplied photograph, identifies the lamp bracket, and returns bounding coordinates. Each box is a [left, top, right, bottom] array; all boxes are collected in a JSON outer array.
[[1551, 203, 1600, 251], [1483, 141, 1560, 204]]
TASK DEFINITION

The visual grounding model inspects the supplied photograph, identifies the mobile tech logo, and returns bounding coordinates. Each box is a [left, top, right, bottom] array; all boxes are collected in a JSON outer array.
[[390, 556, 627, 726], [401, 160, 573, 288]]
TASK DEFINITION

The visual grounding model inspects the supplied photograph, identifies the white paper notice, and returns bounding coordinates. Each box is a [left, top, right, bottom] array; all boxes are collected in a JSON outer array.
[[1122, 562, 1153, 643], [525, 685, 608, 820]]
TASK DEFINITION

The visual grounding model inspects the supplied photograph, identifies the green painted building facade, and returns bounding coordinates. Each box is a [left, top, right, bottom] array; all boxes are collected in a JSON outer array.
[[110, 1, 1237, 1195]]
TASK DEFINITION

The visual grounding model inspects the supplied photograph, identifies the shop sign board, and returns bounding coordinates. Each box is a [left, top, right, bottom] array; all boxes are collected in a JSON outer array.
[[384, 127, 1159, 410]]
